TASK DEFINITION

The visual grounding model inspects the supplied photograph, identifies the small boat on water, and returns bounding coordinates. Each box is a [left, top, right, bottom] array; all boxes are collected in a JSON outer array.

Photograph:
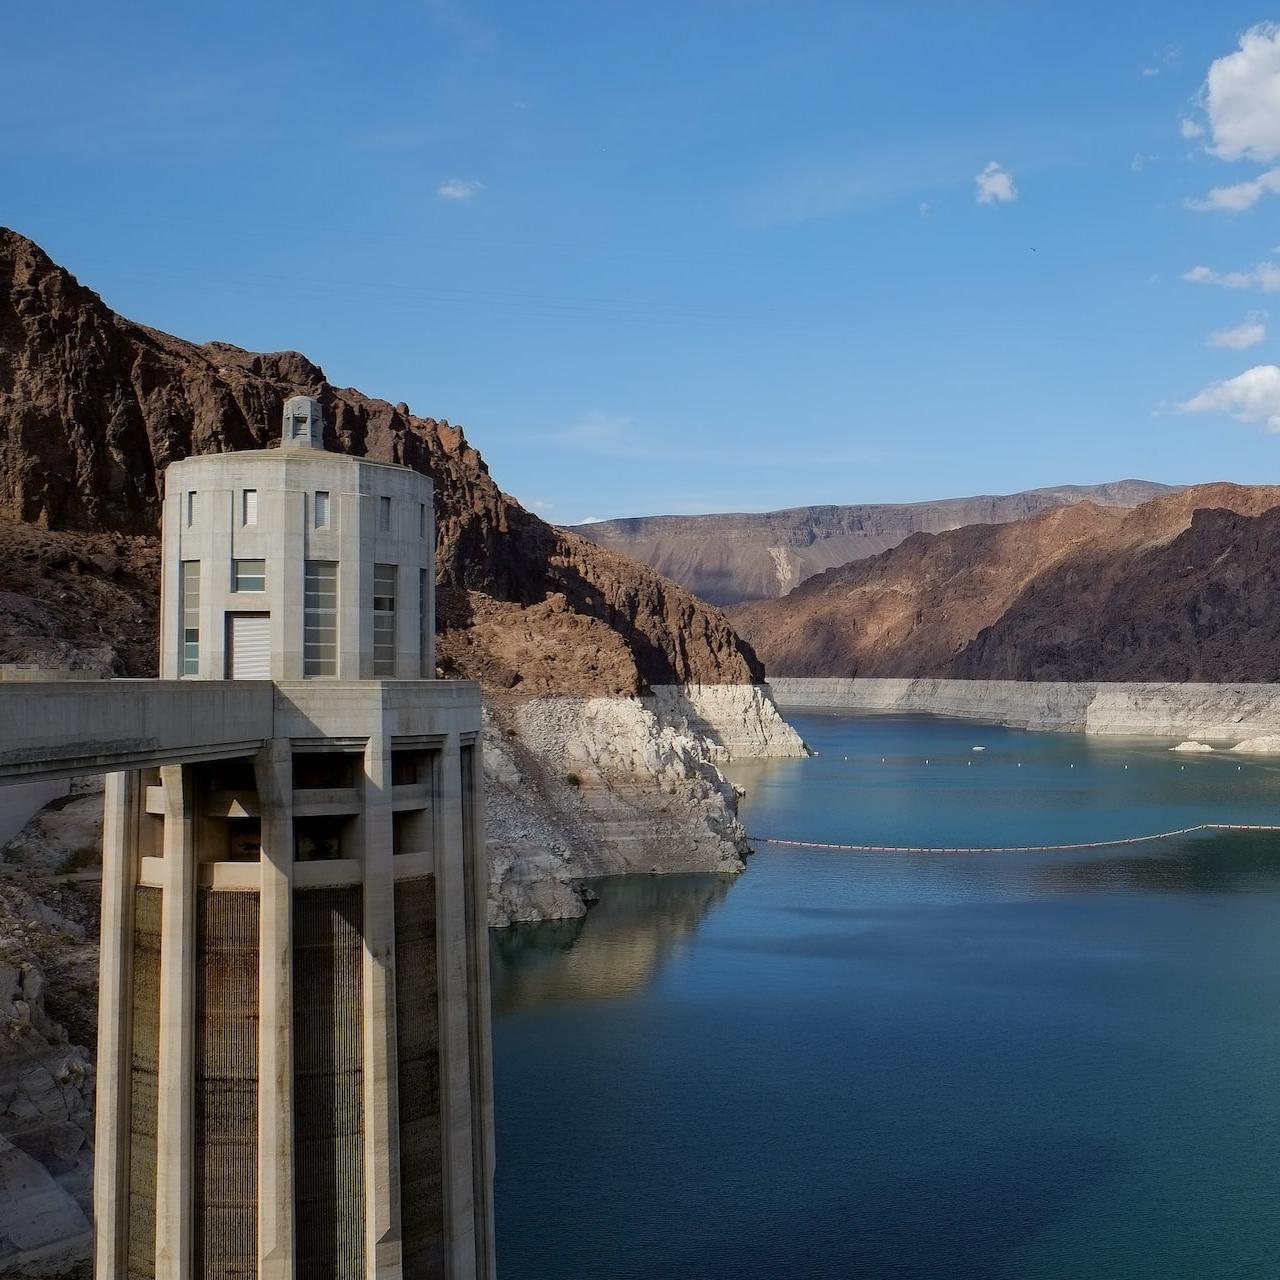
[[971, 746, 986, 752]]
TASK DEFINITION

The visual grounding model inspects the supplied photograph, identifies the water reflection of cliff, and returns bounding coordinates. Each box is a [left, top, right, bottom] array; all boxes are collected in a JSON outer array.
[[490, 873, 735, 1013]]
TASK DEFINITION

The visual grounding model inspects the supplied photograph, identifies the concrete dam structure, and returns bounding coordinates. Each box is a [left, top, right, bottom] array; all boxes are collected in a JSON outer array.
[[0, 399, 494, 1279]]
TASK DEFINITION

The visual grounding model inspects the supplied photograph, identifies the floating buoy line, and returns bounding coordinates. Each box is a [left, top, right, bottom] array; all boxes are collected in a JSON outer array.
[[755, 824, 1280, 856]]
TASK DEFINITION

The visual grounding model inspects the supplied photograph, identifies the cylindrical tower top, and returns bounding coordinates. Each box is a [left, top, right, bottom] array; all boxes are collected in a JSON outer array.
[[158, 439, 436, 682], [281, 396, 325, 451]]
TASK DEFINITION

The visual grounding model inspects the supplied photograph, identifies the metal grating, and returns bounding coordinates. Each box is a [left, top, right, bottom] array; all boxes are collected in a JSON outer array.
[[127, 885, 162, 1280], [395, 875, 444, 1279], [194, 889, 260, 1278], [294, 886, 366, 1280]]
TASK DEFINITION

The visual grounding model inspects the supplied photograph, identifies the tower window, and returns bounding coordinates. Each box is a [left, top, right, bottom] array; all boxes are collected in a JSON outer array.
[[419, 502, 426, 538], [242, 489, 258, 525], [419, 567, 429, 676], [304, 561, 338, 677], [373, 563, 396, 677], [180, 561, 200, 675], [233, 559, 266, 592], [314, 490, 330, 528], [380, 496, 392, 532], [186, 491, 197, 527]]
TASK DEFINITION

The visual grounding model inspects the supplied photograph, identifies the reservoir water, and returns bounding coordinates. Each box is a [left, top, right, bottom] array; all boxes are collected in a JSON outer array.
[[492, 712, 1280, 1279]]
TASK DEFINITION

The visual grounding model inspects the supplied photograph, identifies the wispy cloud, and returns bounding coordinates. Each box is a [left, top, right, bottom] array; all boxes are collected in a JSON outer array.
[[541, 413, 896, 469], [974, 161, 1017, 205], [1183, 261, 1280, 291], [1206, 312, 1267, 349], [1180, 117, 1205, 140], [1177, 364, 1280, 431], [1131, 152, 1157, 173], [1188, 166, 1280, 212], [1142, 44, 1182, 78], [436, 177, 484, 201], [744, 160, 954, 227]]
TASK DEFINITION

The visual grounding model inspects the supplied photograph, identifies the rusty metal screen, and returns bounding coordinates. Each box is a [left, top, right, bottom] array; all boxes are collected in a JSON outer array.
[[194, 889, 260, 1278], [294, 885, 366, 1280], [395, 874, 444, 1279], [127, 884, 162, 1280]]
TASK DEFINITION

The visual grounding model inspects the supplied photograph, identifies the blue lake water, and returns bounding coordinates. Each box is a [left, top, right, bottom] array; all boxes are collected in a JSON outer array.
[[491, 712, 1280, 1279]]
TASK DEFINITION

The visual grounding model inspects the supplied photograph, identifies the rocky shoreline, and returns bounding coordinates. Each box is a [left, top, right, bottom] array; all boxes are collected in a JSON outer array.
[[486, 683, 807, 925], [769, 676, 1280, 742]]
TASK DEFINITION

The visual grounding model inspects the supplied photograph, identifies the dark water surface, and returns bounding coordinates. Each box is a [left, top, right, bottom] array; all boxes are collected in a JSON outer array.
[[492, 712, 1280, 1279]]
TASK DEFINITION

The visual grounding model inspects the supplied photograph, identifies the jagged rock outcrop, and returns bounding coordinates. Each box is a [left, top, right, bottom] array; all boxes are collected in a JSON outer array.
[[0, 226, 760, 692], [567, 481, 1177, 604], [0, 877, 96, 1279], [736, 484, 1280, 682]]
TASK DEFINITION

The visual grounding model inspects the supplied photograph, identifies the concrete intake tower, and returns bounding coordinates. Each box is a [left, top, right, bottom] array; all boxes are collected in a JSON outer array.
[[84, 398, 495, 1278]]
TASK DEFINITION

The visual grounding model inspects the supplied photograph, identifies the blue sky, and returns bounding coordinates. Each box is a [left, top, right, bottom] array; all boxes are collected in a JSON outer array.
[[7, 3, 1280, 522]]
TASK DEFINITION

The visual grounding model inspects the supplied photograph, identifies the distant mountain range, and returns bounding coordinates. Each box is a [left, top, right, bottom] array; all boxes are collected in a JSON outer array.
[[566, 480, 1180, 605], [730, 483, 1280, 683]]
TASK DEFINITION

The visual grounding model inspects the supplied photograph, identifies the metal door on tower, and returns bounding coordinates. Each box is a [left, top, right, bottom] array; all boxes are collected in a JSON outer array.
[[226, 612, 271, 679]]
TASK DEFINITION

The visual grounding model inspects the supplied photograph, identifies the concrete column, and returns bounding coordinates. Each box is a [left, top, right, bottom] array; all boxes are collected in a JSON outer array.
[[437, 733, 478, 1276], [94, 771, 141, 1280], [255, 740, 296, 1280], [462, 741, 497, 1280], [362, 728, 403, 1278], [154, 764, 195, 1280]]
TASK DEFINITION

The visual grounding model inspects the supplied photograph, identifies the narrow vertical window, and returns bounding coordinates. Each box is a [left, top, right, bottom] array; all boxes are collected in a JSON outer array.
[[186, 491, 197, 527], [418, 502, 426, 539], [180, 561, 200, 675], [373, 563, 396, 677], [419, 568, 428, 676], [242, 489, 258, 525], [314, 490, 329, 529], [379, 496, 391, 532], [303, 561, 338, 677]]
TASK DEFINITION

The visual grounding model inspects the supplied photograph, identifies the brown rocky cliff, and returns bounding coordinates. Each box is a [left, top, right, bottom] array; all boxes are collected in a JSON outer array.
[[0, 228, 761, 691], [732, 483, 1280, 682]]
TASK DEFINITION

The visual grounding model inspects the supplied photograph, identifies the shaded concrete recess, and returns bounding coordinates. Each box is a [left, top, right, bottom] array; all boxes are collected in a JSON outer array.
[[0, 398, 495, 1280]]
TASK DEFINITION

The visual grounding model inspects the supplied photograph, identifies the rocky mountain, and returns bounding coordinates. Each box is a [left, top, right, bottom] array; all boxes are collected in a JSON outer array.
[[731, 484, 1280, 682], [0, 227, 760, 694], [566, 480, 1178, 605]]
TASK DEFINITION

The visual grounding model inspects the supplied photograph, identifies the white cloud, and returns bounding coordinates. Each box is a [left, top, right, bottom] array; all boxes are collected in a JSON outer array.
[[436, 177, 484, 201], [1204, 24, 1280, 162], [1177, 364, 1280, 430], [576, 515, 605, 525], [919, 200, 931, 218], [1131, 152, 1157, 172], [1188, 165, 1280, 212], [1207, 312, 1267, 349], [974, 161, 1017, 205], [1180, 117, 1206, 140], [1183, 260, 1280, 291]]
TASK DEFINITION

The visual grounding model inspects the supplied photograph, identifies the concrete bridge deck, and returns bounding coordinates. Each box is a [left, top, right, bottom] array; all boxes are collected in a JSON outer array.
[[0, 678, 481, 783]]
